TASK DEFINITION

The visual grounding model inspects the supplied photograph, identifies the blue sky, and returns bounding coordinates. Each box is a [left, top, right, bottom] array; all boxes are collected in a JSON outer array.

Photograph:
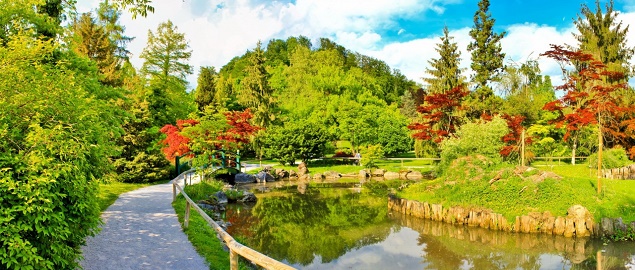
[[76, 0, 635, 89]]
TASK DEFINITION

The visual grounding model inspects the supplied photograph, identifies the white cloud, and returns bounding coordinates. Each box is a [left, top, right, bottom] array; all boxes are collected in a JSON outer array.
[[76, 0, 635, 90]]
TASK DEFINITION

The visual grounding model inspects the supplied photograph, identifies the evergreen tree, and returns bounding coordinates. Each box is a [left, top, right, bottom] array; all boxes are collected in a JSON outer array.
[[140, 20, 194, 124], [194, 66, 217, 112], [96, 1, 133, 62], [240, 41, 276, 128], [467, 0, 506, 116], [70, 13, 121, 86], [573, 0, 634, 81], [140, 20, 192, 84], [425, 26, 465, 94]]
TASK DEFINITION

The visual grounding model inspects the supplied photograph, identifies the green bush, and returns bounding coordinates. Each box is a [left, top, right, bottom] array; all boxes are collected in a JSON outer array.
[[262, 120, 332, 165], [361, 144, 385, 168], [588, 147, 632, 169], [438, 116, 509, 174]]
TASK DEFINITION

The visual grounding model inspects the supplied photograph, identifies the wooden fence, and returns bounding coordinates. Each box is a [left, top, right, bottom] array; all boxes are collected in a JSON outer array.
[[172, 172, 295, 270]]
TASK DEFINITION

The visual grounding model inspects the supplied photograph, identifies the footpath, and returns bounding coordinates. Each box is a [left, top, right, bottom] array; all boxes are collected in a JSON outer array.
[[80, 177, 208, 270]]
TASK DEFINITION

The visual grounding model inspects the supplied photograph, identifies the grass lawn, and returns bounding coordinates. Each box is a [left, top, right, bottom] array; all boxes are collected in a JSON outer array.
[[97, 181, 165, 211], [173, 182, 243, 270], [398, 162, 635, 223], [243, 157, 436, 175]]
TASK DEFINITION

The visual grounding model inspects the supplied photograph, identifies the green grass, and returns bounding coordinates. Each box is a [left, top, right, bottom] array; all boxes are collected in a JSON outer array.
[[398, 162, 635, 223], [244, 157, 436, 175], [97, 181, 163, 211], [173, 181, 246, 270]]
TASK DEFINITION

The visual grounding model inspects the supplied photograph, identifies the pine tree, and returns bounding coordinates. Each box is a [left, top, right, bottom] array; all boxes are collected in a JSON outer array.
[[467, 0, 506, 116], [573, 0, 634, 81], [424, 26, 465, 94], [240, 41, 276, 128], [194, 66, 217, 112], [140, 20, 192, 83], [70, 12, 120, 86]]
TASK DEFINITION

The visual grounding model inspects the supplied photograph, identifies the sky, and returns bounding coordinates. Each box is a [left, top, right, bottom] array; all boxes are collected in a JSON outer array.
[[76, 0, 635, 90]]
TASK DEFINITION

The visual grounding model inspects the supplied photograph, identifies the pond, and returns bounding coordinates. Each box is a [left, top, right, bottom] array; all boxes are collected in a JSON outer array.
[[225, 180, 635, 270]]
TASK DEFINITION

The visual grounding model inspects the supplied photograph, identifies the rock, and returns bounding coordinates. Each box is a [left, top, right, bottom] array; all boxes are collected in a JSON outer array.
[[299, 174, 310, 181], [240, 192, 257, 203], [370, 169, 386, 177], [262, 165, 273, 172], [399, 170, 411, 180], [563, 218, 576, 237], [384, 171, 400, 180], [211, 191, 228, 205], [554, 217, 566, 235], [342, 172, 358, 178], [359, 170, 369, 178], [275, 169, 289, 179], [407, 171, 424, 180], [255, 171, 275, 183], [614, 217, 628, 234], [198, 202, 225, 212], [323, 171, 341, 179], [234, 173, 256, 184], [567, 205, 593, 237], [601, 218, 614, 236], [312, 173, 324, 181], [298, 162, 309, 176], [289, 170, 298, 178]]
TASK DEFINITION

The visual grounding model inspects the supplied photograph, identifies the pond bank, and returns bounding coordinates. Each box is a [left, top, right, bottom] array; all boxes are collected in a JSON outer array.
[[388, 196, 635, 239]]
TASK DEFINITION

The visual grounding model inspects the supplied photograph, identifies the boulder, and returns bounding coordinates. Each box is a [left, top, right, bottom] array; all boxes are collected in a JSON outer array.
[[601, 218, 614, 236], [288, 169, 298, 178], [234, 173, 256, 184], [211, 191, 228, 205], [399, 170, 411, 180], [567, 205, 593, 237], [407, 171, 424, 180], [359, 170, 369, 178], [262, 165, 273, 172], [323, 171, 341, 179], [384, 171, 400, 180], [370, 169, 386, 177], [553, 217, 566, 235], [240, 192, 257, 203], [275, 169, 289, 179], [255, 171, 275, 183], [298, 162, 309, 176], [312, 173, 324, 181]]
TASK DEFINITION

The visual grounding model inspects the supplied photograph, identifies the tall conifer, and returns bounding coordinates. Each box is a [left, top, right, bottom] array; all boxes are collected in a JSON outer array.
[[424, 26, 465, 94]]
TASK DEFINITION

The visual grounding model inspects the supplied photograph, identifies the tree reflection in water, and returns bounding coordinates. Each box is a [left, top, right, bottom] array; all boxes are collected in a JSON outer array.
[[224, 181, 635, 269]]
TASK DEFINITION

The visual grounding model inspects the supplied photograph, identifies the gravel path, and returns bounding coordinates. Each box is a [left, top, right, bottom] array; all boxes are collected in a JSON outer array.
[[80, 177, 208, 270]]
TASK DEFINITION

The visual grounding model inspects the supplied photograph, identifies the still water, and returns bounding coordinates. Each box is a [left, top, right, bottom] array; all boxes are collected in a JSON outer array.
[[226, 180, 635, 270]]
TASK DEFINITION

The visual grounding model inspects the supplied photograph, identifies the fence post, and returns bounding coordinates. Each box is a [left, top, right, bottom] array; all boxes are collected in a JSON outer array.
[[172, 183, 176, 202], [184, 201, 191, 228], [230, 249, 239, 270]]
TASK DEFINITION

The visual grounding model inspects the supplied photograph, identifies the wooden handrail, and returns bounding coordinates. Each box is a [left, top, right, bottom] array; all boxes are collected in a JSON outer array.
[[172, 173, 295, 270]]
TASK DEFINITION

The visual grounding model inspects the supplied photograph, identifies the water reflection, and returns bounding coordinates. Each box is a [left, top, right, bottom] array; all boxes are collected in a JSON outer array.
[[226, 182, 635, 269]]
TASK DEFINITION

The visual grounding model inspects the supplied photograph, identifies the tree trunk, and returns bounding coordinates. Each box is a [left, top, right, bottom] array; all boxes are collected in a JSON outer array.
[[571, 136, 577, 165]]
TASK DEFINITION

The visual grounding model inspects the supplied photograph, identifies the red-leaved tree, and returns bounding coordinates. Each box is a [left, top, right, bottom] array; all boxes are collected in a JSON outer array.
[[159, 119, 200, 162], [541, 44, 634, 163], [408, 85, 469, 143], [500, 114, 533, 160]]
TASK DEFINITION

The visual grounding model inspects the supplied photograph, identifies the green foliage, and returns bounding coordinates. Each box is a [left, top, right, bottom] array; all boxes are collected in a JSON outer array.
[[262, 121, 332, 165], [424, 26, 466, 94], [194, 66, 217, 112], [588, 147, 632, 170], [361, 145, 385, 169], [173, 182, 231, 269], [467, 0, 506, 117], [439, 116, 509, 173], [0, 32, 113, 269], [239, 41, 276, 128]]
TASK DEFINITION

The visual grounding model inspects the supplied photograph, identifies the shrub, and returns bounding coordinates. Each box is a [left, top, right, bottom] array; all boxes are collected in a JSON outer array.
[[588, 147, 632, 170], [438, 116, 509, 173], [361, 144, 385, 168]]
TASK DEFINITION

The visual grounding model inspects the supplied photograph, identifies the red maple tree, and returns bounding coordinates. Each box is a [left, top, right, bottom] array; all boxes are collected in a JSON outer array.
[[541, 44, 635, 157], [408, 85, 469, 143], [499, 114, 532, 158], [159, 119, 200, 162], [216, 109, 262, 146]]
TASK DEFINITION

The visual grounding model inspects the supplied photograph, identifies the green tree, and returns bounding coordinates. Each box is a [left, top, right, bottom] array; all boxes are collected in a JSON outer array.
[[69, 12, 121, 86], [573, 0, 634, 81], [467, 0, 506, 116], [262, 121, 331, 165], [424, 26, 466, 94], [140, 20, 194, 124], [0, 31, 116, 269], [239, 41, 276, 128], [499, 60, 556, 125], [140, 20, 192, 83], [194, 66, 218, 112]]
